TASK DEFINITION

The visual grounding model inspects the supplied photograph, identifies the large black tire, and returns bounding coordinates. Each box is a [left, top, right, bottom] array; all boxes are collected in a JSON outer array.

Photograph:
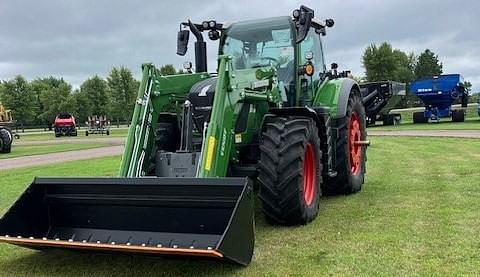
[[451, 110, 465, 122], [323, 91, 366, 195], [0, 128, 12, 153], [258, 116, 322, 225], [382, 114, 395, 126], [413, 111, 427, 124]]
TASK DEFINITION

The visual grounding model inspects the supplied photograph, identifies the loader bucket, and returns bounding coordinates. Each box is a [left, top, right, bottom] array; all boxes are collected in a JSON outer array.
[[0, 177, 254, 265]]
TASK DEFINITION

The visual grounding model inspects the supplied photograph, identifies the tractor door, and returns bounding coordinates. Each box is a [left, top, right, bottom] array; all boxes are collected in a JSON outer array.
[[297, 28, 326, 106]]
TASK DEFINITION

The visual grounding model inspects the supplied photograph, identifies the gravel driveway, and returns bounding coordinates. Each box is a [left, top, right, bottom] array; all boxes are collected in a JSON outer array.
[[368, 130, 480, 139], [0, 145, 124, 170], [13, 137, 125, 146]]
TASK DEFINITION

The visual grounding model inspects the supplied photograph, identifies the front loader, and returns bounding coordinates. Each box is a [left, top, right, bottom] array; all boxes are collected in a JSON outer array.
[[0, 6, 369, 266]]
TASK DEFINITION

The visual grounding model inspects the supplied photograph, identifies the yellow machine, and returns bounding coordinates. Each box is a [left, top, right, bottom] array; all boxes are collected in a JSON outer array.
[[0, 103, 14, 153], [0, 103, 13, 123]]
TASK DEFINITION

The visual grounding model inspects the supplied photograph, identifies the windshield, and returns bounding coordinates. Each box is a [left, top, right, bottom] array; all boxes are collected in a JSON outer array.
[[221, 17, 294, 70]]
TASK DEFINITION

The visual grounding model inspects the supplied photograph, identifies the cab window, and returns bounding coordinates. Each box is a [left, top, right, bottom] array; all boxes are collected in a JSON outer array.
[[299, 29, 325, 73]]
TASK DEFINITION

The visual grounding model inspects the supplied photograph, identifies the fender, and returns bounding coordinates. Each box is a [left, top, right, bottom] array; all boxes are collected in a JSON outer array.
[[314, 77, 360, 118], [335, 78, 360, 118]]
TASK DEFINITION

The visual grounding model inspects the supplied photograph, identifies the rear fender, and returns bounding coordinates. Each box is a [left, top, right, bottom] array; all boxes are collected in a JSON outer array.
[[314, 78, 360, 118]]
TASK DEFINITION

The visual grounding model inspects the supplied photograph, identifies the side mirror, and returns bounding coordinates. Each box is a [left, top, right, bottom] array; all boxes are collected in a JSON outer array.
[[294, 6, 314, 43], [177, 30, 190, 56]]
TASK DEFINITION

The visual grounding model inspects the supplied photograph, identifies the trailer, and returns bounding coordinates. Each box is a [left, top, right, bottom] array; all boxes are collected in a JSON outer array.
[[410, 74, 467, 123], [85, 115, 110, 136], [360, 81, 406, 125]]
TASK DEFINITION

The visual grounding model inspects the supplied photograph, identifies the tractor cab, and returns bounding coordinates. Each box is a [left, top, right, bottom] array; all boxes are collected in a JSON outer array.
[[177, 6, 334, 108]]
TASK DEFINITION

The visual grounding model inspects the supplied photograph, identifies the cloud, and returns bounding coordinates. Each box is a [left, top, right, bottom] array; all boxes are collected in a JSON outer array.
[[1, 0, 479, 91]]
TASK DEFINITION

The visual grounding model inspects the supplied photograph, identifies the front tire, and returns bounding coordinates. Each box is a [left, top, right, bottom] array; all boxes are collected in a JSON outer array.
[[324, 91, 367, 195], [413, 111, 427, 124], [258, 116, 322, 225], [0, 128, 12, 153], [452, 110, 465, 122]]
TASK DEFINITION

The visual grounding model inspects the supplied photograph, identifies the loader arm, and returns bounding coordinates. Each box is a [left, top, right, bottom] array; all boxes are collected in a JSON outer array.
[[197, 55, 282, 177], [119, 63, 209, 177]]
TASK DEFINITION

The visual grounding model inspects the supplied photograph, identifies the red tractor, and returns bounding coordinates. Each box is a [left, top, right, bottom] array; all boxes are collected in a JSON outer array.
[[54, 112, 77, 137]]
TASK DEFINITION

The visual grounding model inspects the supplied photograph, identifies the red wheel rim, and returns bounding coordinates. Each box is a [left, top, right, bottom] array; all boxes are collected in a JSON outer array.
[[303, 143, 316, 206], [348, 112, 362, 175]]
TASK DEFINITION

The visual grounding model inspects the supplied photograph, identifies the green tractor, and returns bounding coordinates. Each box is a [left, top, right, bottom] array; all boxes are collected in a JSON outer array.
[[0, 6, 368, 265]]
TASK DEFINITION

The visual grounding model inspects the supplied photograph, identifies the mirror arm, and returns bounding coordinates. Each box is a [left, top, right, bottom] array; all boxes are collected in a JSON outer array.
[[188, 20, 204, 42]]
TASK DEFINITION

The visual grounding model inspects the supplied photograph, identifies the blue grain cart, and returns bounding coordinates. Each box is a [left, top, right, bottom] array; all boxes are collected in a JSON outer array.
[[410, 74, 468, 123]]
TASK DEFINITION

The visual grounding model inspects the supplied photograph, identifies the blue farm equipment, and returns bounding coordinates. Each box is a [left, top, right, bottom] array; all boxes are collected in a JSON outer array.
[[410, 74, 468, 123]]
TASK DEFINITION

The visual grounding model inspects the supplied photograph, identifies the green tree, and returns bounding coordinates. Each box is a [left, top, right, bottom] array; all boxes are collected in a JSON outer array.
[[414, 49, 443, 79], [362, 43, 421, 108], [80, 75, 110, 116], [159, 64, 177, 76], [72, 89, 92, 124], [0, 75, 36, 127], [392, 50, 416, 83], [30, 77, 76, 126], [107, 66, 139, 124], [362, 42, 397, 81]]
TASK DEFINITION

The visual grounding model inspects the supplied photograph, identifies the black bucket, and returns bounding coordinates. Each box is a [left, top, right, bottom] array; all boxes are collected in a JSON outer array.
[[0, 177, 254, 265]]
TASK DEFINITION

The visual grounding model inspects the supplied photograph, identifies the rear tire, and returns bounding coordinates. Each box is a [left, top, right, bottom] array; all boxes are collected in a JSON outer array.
[[258, 116, 322, 225], [382, 114, 395, 126], [0, 128, 12, 153], [413, 111, 427, 124], [323, 91, 366, 195], [451, 110, 465, 122]]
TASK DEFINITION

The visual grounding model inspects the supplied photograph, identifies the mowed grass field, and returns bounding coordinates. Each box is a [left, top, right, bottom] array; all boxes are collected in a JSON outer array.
[[15, 128, 129, 141], [371, 104, 479, 131], [371, 118, 480, 131], [389, 104, 479, 123], [0, 143, 108, 159], [0, 136, 479, 276]]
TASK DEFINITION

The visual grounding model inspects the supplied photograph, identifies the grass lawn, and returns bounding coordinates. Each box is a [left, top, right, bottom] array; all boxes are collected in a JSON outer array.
[[16, 128, 129, 141], [370, 118, 480, 131], [0, 137, 480, 276], [388, 104, 479, 124], [0, 143, 108, 159]]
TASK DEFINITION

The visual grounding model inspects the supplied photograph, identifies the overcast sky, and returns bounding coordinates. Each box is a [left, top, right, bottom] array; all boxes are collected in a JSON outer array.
[[1, 0, 479, 91]]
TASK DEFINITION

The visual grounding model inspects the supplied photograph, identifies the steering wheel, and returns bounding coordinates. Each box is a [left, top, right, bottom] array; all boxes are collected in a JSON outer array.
[[260, 57, 280, 68]]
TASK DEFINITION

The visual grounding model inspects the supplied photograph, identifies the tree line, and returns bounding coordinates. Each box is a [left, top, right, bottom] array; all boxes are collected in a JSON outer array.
[[362, 43, 475, 107], [1, 49, 477, 127], [0, 65, 182, 127]]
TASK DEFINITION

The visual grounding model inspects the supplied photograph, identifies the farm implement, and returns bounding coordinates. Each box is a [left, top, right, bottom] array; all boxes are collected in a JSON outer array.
[[360, 81, 406, 125], [410, 74, 468, 123]]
